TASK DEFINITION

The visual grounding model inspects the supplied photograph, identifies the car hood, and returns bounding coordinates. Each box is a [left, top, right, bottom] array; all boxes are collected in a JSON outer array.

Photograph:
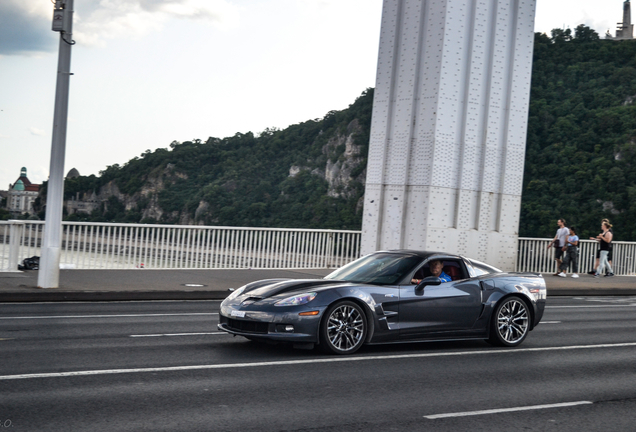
[[242, 279, 352, 299]]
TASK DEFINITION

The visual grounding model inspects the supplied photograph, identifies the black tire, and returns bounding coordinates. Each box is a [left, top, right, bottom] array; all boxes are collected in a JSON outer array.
[[320, 300, 367, 355], [488, 297, 530, 347]]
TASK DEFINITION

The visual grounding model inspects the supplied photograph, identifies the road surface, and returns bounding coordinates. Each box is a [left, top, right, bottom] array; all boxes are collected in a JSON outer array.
[[1, 296, 635, 431]]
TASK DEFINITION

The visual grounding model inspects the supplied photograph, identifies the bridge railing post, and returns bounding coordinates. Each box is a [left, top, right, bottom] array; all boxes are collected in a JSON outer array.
[[5, 220, 26, 272]]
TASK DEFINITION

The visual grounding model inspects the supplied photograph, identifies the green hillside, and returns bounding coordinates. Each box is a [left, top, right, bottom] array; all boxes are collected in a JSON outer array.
[[54, 89, 373, 230], [34, 26, 636, 240], [523, 26, 636, 239]]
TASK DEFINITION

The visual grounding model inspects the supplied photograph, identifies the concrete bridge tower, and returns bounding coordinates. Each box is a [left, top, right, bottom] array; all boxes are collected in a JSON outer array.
[[361, 0, 537, 270]]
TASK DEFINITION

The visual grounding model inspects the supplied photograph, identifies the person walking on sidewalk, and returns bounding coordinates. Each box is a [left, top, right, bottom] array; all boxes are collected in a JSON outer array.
[[558, 226, 579, 278], [547, 218, 569, 275], [593, 221, 615, 278], [587, 218, 613, 275]]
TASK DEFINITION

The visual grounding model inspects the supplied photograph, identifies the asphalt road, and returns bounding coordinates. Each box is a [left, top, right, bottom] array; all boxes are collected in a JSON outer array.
[[1, 297, 636, 431]]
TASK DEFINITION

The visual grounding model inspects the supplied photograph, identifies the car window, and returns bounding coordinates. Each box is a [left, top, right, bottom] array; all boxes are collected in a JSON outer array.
[[325, 253, 423, 285], [466, 259, 502, 277], [411, 259, 466, 282]]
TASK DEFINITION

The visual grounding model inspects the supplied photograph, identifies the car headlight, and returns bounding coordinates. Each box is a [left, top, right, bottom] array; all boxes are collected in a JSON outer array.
[[274, 292, 317, 307], [226, 286, 246, 301]]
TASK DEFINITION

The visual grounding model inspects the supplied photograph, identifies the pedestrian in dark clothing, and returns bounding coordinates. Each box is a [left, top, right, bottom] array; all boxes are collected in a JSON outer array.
[[558, 227, 579, 278], [593, 221, 615, 277], [587, 218, 614, 275]]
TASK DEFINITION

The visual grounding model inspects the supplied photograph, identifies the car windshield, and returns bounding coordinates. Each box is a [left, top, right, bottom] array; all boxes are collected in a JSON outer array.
[[468, 258, 502, 276], [325, 253, 423, 285]]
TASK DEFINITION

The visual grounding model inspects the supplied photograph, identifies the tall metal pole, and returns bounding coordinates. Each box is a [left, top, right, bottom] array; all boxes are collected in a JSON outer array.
[[38, 0, 74, 289]]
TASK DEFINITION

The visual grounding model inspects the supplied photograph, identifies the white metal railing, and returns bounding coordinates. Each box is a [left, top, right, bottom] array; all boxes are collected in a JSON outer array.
[[3, 222, 636, 275], [516, 237, 636, 276], [0, 220, 361, 271]]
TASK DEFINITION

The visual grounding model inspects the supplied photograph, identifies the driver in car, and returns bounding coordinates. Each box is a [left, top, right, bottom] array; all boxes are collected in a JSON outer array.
[[412, 259, 452, 284]]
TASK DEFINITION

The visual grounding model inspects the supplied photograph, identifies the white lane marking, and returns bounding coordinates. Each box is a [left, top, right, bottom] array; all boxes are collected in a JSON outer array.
[[424, 401, 593, 419], [130, 332, 227, 337], [573, 297, 636, 304], [2, 342, 636, 381], [0, 313, 218, 320], [540, 321, 561, 324], [546, 305, 636, 308]]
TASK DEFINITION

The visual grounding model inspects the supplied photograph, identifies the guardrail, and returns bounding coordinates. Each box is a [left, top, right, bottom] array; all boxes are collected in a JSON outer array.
[[3, 221, 635, 275], [516, 237, 636, 276], [0, 221, 360, 271]]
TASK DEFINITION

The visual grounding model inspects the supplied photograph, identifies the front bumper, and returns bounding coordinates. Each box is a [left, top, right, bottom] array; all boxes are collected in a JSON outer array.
[[217, 305, 325, 343]]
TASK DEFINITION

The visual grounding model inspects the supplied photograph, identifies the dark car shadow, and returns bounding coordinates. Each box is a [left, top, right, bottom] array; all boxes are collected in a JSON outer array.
[[361, 339, 492, 355], [205, 335, 309, 357]]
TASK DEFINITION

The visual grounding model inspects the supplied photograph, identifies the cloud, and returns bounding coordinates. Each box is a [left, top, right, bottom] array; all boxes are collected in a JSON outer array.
[[142, 0, 237, 21], [75, 0, 240, 47], [0, 1, 57, 55], [0, 0, 240, 54], [29, 127, 46, 136]]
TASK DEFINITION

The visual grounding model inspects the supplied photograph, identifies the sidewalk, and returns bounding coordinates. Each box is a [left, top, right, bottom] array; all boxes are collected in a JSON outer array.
[[0, 269, 634, 302], [0, 269, 334, 302]]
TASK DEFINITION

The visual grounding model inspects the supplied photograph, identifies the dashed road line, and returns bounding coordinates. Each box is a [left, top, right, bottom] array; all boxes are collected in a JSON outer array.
[[424, 401, 593, 419]]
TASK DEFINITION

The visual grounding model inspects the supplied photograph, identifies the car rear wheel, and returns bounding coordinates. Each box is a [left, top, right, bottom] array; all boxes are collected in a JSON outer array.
[[488, 297, 530, 347], [320, 301, 367, 355]]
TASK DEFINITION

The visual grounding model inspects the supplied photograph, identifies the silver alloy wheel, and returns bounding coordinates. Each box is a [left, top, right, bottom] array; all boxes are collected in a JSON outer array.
[[326, 304, 365, 352], [496, 298, 529, 344]]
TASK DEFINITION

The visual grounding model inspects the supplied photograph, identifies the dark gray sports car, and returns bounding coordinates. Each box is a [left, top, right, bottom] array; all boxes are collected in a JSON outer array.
[[218, 250, 546, 354]]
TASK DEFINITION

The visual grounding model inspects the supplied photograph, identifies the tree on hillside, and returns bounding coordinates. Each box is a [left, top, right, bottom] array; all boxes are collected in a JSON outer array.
[[551, 28, 572, 43], [574, 24, 600, 42]]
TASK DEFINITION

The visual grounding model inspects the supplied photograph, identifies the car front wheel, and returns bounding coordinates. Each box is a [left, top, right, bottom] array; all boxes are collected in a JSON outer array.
[[320, 301, 367, 355], [488, 297, 530, 347]]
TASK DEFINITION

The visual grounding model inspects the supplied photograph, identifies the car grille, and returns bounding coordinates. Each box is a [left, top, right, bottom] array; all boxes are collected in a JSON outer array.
[[226, 317, 269, 334]]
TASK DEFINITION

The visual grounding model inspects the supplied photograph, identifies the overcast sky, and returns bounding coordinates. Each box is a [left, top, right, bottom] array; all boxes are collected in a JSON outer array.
[[0, 0, 627, 190]]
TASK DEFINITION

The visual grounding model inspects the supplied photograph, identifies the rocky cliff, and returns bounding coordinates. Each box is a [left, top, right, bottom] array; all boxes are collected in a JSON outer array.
[[58, 89, 373, 230]]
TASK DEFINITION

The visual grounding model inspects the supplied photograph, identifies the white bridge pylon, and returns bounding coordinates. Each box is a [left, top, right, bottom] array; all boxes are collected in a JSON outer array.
[[361, 0, 537, 270]]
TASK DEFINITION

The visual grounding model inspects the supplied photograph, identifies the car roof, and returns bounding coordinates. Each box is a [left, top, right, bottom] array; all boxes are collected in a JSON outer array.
[[376, 250, 461, 260]]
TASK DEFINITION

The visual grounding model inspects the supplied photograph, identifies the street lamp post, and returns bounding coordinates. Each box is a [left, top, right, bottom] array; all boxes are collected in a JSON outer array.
[[38, 0, 74, 289]]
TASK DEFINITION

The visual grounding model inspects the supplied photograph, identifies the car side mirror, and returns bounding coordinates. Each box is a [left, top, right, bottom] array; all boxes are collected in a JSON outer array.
[[415, 276, 442, 291]]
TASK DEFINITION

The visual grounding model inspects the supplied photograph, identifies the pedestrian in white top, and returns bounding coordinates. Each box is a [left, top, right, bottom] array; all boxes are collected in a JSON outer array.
[[547, 218, 569, 276], [558, 226, 579, 278]]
